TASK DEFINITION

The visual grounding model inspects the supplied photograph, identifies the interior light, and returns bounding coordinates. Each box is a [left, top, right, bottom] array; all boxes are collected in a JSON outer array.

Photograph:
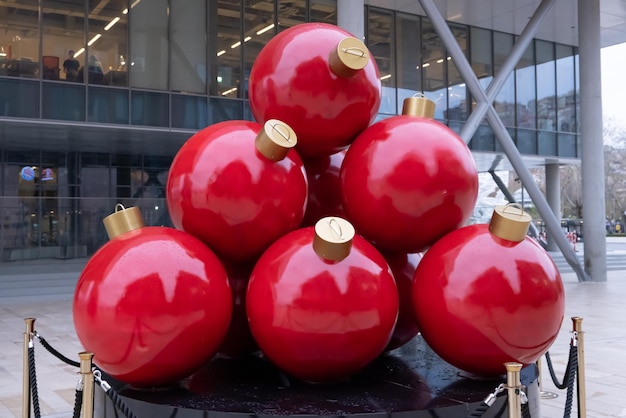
[[74, 47, 85, 57], [256, 23, 275, 35], [447, 56, 451, 60], [217, 76, 223, 82], [244, 36, 252, 42], [88, 34, 102, 46], [416, 65, 420, 69], [221, 87, 237, 96], [130, 0, 141, 8], [380, 74, 391, 80], [217, 50, 226, 56], [104, 17, 120, 31], [231, 41, 241, 49], [122, 8, 128, 14], [436, 58, 444, 63], [422, 62, 431, 68]]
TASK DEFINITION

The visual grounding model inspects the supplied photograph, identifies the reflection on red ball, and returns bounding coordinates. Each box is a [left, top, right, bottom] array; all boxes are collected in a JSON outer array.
[[301, 151, 346, 227], [166, 120, 308, 262], [246, 227, 399, 383], [411, 224, 564, 376], [340, 116, 478, 253], [383, 251, 422, 351], [72, 227, 232, 386], [249, 23, 381, 158]]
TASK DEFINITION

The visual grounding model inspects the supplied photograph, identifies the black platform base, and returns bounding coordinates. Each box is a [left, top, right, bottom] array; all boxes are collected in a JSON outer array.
[[97, 336, 540, 418]]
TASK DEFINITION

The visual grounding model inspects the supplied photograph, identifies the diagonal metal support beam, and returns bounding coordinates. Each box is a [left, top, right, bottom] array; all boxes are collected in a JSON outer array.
[[418, 0, 589, 281], [460, 0, 556, 143]]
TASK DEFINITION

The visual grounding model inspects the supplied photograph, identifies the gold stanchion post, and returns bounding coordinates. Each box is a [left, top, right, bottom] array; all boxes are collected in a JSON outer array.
[[22, 318, 35, 418], [505, 362, 522, 418], [80, 352, 95, 418], [573, 317, 586, 418]]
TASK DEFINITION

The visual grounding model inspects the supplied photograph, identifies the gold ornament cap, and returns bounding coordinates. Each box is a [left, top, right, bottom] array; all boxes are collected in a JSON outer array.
[[329, 37, 369, 78], [402, 94, 435, 118], [103, 204, 145, 239], [255, 119, 297, 162], [313, 216, 356, 262], [489, 204, 532, 242]]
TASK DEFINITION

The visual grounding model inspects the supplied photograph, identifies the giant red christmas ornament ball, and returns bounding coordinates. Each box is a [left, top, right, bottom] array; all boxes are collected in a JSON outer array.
[[411, 205, 565, 377], [248, 23, 381, 158], [383, 251, 422, 351], [300, 150, 346, 227], [246, 217, 399, 383], [340, 98, 478, 253], [73, 206, 232, 386], [166, 119, 308, 262]]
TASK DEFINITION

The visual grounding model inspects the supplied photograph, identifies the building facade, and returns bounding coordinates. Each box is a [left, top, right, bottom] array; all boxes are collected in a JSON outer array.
[[0, 0, 598, 266]]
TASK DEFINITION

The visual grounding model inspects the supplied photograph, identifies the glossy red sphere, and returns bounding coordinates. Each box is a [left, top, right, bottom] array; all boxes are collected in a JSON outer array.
[[166, 120, 308, 262], [246, 227, 399, 383], [248, 23, 381, 158], [411, 224, 565, 377], [72, 227, 233, 386], [383, 251, 422, 351], [341, 116, 478, 253], [300, 151, 346, 227], [217, 261, 259, 358]]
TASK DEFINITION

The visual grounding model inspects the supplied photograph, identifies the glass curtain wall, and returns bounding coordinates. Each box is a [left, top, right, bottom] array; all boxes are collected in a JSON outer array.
[[367, 8, 395, 115]]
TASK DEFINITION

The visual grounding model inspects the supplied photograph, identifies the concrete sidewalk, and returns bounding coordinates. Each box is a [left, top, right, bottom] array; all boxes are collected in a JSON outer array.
[[1, 270, 625, 417]]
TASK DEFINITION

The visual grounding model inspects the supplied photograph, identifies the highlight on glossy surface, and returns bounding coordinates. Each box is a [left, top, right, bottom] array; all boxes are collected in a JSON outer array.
[[166, 120, 308, 262], [411, 224, 565, 377], [340, 116, 478, 253], [248, 22, 381, 158], [246, 226, 399, 383], [72, 226, 233, 386]]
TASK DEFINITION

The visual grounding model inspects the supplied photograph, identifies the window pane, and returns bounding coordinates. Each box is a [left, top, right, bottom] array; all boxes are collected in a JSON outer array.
[[447, 24, 468, 122], [422, 19, 446, 119], [310, 0, 337, 24], [470, 27, 492, 118], [279, 0, 305, 32], [558, 133, 577, 157], [86, 0, 128, 86], [368, 8, 394, 115], [172, 94, 208, 129], [536, 40, 556, 131], [516, 42, 535, 129], [43, 83, 86, 121], [130, 0, 168, 90], [213, 1, 242, 98], [493, 32, 514, 127], [538, 131, 556, 156], [0, 0, 40, 79], [42, 0, 85, 82], [556, 44, 575, 133], [244, 0, 274, 100], [396, 13, 421, 112], [210, 98, 243, 123], [517, 128, 537, 154], [88, 87, 129, 124], [0, 79, 39, 118], [171, 0, 207, 94], [469, 124, 495, 151], [131, 91, 168, 127]]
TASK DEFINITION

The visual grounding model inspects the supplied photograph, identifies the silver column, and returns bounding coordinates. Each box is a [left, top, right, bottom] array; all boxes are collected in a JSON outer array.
[[578, 0, 607, 281]]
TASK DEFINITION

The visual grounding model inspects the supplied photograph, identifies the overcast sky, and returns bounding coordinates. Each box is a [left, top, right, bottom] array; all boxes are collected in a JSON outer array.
[[601, 42, 626, 124]]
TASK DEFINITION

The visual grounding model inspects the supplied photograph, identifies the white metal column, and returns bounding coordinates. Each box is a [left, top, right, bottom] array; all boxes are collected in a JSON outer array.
[[578, 0, 607, 281], [338, 0, 365, 40], [418, 0, 589, 281]]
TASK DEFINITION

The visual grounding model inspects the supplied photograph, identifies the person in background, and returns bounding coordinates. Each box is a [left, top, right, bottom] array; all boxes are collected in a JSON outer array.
[[62, 50, 79, 81]]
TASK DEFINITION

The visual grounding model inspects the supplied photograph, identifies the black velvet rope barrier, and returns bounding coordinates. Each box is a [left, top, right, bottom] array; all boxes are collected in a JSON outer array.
[[28, 342, 42, 418], [544, 341, 579, 418]]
